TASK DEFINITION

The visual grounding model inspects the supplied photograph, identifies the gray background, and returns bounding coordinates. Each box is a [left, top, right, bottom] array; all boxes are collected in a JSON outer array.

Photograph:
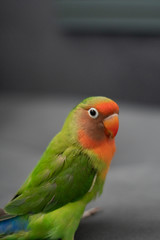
[[1, 0, 160, 105], [0, 1, 160, 239]]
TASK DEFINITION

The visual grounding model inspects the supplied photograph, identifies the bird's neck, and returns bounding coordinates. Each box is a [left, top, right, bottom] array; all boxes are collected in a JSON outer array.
[[78, 131, 116, 179], [92, 138, 116, 179], [92, 138, 116, 164]]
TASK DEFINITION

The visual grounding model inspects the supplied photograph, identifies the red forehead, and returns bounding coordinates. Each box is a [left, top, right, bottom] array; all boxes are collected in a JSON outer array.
[[94, 101, 119, 115]]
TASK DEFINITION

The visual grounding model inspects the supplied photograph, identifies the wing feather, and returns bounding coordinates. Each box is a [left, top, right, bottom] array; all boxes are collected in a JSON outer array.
[[5, 147, 96, 215]]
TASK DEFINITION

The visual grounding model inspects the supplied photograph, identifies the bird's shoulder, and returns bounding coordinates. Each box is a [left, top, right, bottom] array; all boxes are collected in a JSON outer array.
[[4, 143, 97, 215]]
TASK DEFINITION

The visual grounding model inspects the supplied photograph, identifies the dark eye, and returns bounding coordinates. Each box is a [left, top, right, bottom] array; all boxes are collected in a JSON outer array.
[[88, 108, 99, 119]]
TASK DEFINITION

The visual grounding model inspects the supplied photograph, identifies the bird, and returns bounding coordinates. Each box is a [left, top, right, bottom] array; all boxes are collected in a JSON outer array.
[[0, 96, 119, 240]]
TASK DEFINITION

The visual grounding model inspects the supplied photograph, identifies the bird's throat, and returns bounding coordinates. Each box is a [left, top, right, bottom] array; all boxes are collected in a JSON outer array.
[[92, 138, 116, 166], [78, 129, 116, 178]]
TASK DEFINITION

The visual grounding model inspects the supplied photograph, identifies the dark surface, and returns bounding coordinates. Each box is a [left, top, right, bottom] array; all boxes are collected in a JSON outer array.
[[0, 94, 160, 239], [1, 1, 160, 105]]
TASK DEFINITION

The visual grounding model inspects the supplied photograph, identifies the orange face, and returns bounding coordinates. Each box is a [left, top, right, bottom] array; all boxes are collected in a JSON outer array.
[[73, 97, 119, 177], [77, 99, 119, 149]]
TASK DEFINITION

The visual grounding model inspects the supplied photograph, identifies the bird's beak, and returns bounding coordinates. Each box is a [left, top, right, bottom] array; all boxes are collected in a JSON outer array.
[[103, 113, 119, 138]]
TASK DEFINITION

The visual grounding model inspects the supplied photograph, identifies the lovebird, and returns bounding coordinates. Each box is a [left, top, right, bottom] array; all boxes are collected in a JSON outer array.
[[0, 96, 119, 240]]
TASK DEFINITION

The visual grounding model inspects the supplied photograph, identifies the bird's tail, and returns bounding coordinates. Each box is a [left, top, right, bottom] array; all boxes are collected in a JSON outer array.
[[0, 209, 28, 236]]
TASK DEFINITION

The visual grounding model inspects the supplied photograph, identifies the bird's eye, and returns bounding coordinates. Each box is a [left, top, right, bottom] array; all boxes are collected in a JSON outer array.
[[88, 108, 99, 119]]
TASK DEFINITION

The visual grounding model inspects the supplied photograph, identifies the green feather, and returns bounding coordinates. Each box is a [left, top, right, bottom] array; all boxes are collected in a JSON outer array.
[[5, 146, 97, 215], [2, 96, 116, 240]]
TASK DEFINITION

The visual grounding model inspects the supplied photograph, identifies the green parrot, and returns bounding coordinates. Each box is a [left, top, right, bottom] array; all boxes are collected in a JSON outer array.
[[0, 96, 119, 240]]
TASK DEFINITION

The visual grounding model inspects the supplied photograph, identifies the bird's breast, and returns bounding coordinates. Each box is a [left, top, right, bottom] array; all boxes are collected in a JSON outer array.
[[78, 129, 116, 179], [92, 139, 116, 179]]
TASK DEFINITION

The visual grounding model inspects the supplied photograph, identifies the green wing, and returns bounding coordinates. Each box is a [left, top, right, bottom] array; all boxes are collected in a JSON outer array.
[[5, 145, 96, 215]]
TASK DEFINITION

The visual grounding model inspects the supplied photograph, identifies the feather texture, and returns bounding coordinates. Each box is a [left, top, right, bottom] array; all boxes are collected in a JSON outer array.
[[0, 216, 28, 235], [0, 96, 119, 239]]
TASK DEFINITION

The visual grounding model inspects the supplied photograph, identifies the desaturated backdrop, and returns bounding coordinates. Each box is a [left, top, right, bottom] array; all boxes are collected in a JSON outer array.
[[1, 0, 160, 104]]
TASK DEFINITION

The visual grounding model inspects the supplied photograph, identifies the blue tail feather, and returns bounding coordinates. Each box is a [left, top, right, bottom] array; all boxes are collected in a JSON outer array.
[[0, 216, 28, 235]]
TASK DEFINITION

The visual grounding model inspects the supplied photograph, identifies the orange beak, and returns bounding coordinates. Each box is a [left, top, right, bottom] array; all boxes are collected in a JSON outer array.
[[103, 113, 119, 138]]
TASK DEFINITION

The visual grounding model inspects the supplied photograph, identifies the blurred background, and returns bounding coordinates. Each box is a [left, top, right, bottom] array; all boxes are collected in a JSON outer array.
[[0, 1, 160, 239]]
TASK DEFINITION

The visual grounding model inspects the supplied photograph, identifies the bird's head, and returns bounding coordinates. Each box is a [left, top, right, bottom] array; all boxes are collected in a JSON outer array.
[[63, 96, 119, 149]]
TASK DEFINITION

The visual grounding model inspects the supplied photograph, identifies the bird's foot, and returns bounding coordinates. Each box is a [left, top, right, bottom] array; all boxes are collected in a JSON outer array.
[[82, 207, 100, 219]]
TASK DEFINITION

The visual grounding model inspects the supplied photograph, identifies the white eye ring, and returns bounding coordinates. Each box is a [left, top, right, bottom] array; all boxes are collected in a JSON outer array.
[[88, 108, 99, 119]]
